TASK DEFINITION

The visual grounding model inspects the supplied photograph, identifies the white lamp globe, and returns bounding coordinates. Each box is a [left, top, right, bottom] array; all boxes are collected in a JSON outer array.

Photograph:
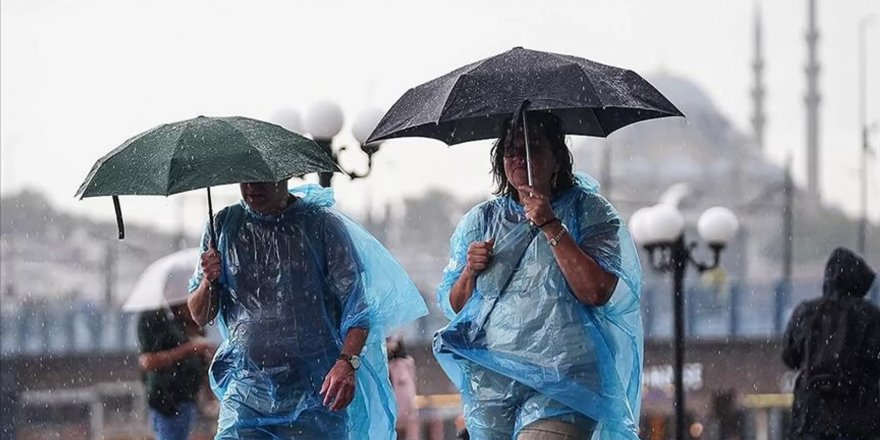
[[645, 204, 685, 244], [352, 108, 386, 145], [628, 207, 653, 245], [305, 100, 344, 140], [271, 109, 305, 134], [698, 207, 739, 246]]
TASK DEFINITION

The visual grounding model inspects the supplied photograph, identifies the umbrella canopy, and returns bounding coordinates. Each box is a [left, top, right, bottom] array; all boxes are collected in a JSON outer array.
[[75, 116, 339, 239], [123, 248, 199, 312], [76, 116, 338, 198], [366, 46, 683, 146]]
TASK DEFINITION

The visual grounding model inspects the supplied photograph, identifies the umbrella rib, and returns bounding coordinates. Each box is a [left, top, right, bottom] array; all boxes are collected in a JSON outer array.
[[544, 51, 590, 69], [218, 119, 279, 181], [76, 122, 173, 198], [543, 51, 641, 111], [588, 107, 609, 137], [568, 62, 661, 132], [165, 121, 189, 196], [436, 61, 488, 123]]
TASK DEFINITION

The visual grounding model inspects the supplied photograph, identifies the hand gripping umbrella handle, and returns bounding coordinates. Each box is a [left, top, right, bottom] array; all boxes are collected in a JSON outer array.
[[207, 281, 221, 326]]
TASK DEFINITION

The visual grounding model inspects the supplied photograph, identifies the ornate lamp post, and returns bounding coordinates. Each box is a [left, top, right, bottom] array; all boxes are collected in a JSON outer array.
[[278, 100, 385, 187], [630, 204, 739, 440]]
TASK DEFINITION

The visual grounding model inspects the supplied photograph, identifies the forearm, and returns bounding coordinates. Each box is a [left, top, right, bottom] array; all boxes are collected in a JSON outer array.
[[543, 223, 618, 306], [139, 343, 195, 371], [449, 268, 478, 313], [188, 278, 217, 327], [341, 327, 368, 356]]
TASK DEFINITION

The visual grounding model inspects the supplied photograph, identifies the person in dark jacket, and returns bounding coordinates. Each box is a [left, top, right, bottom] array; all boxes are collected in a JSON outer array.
[[782, 247, 880, 440], [138, 303, 215, 440]]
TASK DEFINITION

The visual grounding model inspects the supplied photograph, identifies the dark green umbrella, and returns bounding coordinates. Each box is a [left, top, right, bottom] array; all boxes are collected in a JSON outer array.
[[76, 116, 339, 241]]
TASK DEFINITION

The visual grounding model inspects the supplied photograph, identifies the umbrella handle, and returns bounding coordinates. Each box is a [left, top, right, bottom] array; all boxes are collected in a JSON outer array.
[[207, 281, 221, 326], [113, 196, 125, 240]]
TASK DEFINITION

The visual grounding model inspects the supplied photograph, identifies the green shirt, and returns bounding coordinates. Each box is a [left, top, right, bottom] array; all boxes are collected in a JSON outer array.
[[137, 309, 206, 416]]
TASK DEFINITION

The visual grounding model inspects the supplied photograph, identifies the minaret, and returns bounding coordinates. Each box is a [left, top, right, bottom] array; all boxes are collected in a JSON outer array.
[[751, 5, 767, 152], [804, 0, 821, 197]]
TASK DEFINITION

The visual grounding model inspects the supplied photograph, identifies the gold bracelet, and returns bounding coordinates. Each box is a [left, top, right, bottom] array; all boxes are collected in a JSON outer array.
[[548, 224, 569, 247]]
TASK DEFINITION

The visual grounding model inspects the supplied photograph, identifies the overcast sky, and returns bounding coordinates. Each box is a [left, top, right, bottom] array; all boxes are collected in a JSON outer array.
[[2, 0, 878, 234]]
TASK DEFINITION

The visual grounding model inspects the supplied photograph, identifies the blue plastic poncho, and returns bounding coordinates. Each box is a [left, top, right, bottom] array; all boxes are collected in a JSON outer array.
[[189, 184, 428, 440], [434, 175, 643, 440]]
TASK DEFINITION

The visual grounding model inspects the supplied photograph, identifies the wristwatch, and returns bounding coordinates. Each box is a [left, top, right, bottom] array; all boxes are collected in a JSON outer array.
[[548, 224, 569, 247], [337, 353, 361, 370]]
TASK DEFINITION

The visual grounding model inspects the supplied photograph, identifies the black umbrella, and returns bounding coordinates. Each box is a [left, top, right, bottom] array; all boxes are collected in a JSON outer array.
[[367, 47, 683, 184]]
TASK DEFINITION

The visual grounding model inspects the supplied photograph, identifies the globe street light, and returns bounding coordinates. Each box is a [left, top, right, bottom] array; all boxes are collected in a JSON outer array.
[[273, 108, 306, 135], [276, 101, 385, 187], [630, 204, 739, 440]]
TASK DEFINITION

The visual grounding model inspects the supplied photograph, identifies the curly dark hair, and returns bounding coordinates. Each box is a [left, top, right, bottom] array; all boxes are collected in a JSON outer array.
[[490, 111, 575, 199]]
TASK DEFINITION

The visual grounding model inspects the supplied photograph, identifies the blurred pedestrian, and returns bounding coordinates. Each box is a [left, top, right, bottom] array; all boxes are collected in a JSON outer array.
[[188, 182, 426, 439], [434, 112, 644, 439], [138, 303, 215, 440], [387, 335, 419, 440], [782, 247, 880, 440]]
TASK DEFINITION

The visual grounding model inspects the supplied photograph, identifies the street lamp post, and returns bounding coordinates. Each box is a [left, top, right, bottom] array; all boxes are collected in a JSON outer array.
[[630, 205, 739, 440], [779, 157, 794, 332], [858, 15, 876, 255], [282, 100, 385, 188]]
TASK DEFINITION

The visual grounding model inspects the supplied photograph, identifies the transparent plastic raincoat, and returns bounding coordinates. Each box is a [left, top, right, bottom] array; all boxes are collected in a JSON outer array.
[[190, 184, 427, 439], [434, 175, 643, 440]]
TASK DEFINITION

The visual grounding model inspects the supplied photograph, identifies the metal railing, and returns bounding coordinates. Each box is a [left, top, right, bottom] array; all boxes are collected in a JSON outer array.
[[641, 276, 880, 340], [1, 304, 139, 356], [2, 277, 877, 356], [16, 382, 147, 440]]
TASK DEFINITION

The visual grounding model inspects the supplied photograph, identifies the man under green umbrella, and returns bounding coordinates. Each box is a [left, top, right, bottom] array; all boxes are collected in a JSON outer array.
[[188, 180, 426, 440]]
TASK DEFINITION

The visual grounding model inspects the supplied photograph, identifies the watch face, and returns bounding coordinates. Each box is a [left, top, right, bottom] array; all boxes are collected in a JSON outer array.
[[350, 355, 361, 369]]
